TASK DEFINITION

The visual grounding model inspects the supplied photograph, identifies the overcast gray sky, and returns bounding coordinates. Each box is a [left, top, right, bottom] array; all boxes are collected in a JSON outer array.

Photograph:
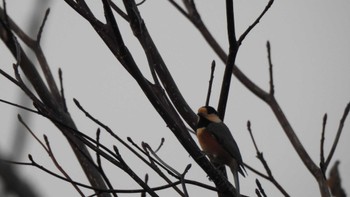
[[1, 0, 349, 196]]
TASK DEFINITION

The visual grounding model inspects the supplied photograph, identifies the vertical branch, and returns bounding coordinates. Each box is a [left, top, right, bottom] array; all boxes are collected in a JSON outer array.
[[324, 102, 350, 169], [217, 0, 238, 120], [255, 179, 267, 197], [225, 0, 237, 46], [320, 113, 327, 174], [266, 41, 274, 95], [205, 60, 216, 106], [58, 68, 68, 113]]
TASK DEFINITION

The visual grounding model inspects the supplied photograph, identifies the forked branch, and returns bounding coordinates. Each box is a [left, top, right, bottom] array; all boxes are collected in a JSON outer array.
[[170, 1, 332, 196]]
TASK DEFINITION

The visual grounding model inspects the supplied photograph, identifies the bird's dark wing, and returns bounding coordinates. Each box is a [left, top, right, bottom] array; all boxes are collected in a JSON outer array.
[[206, 122, 244, 167]]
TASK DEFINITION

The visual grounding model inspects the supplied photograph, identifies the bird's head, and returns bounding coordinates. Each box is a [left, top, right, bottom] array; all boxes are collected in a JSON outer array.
[[197, 106, 222, 123]]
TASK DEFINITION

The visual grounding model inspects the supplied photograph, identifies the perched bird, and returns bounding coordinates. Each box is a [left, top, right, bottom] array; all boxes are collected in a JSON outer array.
[[196, 106, 246, 197]]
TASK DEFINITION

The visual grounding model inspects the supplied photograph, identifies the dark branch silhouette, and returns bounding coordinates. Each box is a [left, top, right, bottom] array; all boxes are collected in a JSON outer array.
[[247, 121, 289, 196], [0, 0, 348, 197], [205, 60, 216, 106]]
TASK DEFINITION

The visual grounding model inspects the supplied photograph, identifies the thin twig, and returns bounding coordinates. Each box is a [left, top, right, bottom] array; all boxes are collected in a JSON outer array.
[[75, 99, 155, 169], [256, 189, 262, 197], [10, 98, 123, 172], [247, 121, 290, 196], [325, 102, 350, 169], [58, 68, 68, 112], [1, 10, 113, 193], [1, 6, 61, 104], [128, 138, 178, 178], [180, 164, 191, 197], [12, 63, 48, 113], [154, 137, 165, 153], [136, 0, 146, 6], [266, 41, 274, 95], [17, 115, 48, 152], [37, 8, 50, 43], [243, 163, 269, 180], [170, 0, 228, 62], [73, 98, 158, 197], [143, 143, 180, 177], [109, 1, 129, 21], [27, 155, 102, 191], [255, 179, 267, 197], [123, 0, 198, 129], [247, 121, 259, 152], [44, 136, 85, 197], [96, 128, 102, 169], [320, 113, 327, 174], [18, 115, 85, 196], [205, 60, 216, 106], [95, 129, 118, 197], [141, 174, 149, 197], [0, 98, 38, 114], [238, 0, 274, 46], [141, 141, 185, 196], [167, 0, 190, 21]]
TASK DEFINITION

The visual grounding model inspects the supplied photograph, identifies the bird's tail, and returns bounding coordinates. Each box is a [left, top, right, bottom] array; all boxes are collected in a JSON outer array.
[[229, 161, 241, 197]]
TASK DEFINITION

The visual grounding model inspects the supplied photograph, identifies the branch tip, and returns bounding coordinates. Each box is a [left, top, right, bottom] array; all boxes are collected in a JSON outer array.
[[37, 8, 50, 42], [325, 101, 350, 168], [205, 60, 216, 106], [127, 136, 133, 143], [28, 154, 33, 162], [266, 40, 274, 95], [184, 164, 192, 174], [17, 113, 22, 121], [323, 113, 328, 123], [43, 134, 48, 141]]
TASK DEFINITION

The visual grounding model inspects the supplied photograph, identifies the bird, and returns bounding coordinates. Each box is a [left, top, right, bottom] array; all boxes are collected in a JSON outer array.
[[196, 106, 246, 197]]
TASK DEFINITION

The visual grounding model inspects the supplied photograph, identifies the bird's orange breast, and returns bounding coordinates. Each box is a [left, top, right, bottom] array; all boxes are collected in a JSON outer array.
[[196, 127, 232, 165]]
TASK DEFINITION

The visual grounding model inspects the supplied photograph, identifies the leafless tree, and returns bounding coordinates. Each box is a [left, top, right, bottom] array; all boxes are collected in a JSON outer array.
[[0, 1, 348, 197]]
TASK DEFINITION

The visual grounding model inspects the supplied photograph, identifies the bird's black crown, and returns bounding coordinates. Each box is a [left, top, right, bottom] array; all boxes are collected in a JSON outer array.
[[205, 106, 218, 115]]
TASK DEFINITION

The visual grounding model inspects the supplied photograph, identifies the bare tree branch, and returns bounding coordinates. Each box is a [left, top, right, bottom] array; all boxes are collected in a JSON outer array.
[[170, 1, 333, 194], [205, 60, 216, 106], [237, 0, 274, 46], [325, 102, 350, 169], [266, 41, 274, 95], [1, 0, 347, 197], [217, 0, 238, 120], [247, 121, 289, 196], [0, 7, 112, 196], [320, 113, 327, 175]]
